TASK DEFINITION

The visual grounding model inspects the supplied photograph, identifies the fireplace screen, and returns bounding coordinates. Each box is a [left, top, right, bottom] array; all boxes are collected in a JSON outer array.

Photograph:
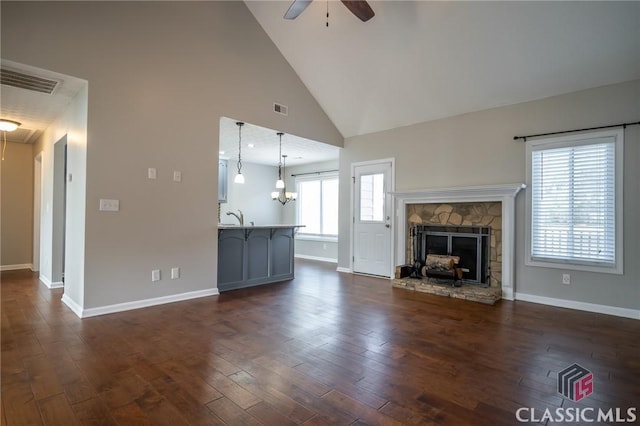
[[415, 225, 491, 284]]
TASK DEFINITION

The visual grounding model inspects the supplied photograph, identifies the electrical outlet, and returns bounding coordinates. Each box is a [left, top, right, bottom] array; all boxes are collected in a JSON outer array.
[[148, 168, 157, 179], [152, 269, 161, 282], [562, 273, 571, 285], [173, 171, 182, 182], [171, 267, 180, 280]]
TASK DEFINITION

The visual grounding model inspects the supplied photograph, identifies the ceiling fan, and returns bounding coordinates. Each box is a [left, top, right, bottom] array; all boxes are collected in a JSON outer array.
[[284, 0, 375, 22]]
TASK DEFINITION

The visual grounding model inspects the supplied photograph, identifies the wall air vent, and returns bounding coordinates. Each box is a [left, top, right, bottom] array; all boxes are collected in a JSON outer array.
[[273, 103, 288, 116], [1, 68, 59, 94]]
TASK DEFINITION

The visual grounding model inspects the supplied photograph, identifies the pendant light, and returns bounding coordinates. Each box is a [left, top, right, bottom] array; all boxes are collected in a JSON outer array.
[[234, 121, 245, 184], [275, 132, 285, 189], [271, 154, 297, 205]]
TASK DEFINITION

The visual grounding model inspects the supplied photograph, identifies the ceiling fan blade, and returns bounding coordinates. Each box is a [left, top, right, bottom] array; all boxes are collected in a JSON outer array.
[[284, 0, 314, 20], [340, 0, 375, 22]]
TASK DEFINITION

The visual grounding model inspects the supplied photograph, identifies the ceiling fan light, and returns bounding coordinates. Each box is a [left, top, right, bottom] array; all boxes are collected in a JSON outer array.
[[0, 119, 21, 132]]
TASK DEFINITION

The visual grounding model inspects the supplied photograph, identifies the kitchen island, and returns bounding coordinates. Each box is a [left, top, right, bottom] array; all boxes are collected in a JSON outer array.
[[217, 225, 304, 292]]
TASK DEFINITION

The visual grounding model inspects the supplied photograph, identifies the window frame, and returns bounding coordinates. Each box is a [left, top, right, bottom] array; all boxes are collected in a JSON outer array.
[[295, 172, 339, 242], [525, 128, 624, 275]]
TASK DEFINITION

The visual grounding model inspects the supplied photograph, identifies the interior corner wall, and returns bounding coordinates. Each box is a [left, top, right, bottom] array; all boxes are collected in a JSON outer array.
[[0, 142, 34, 269], [1, 1, 341, 312], [339, 79, 639, 313]]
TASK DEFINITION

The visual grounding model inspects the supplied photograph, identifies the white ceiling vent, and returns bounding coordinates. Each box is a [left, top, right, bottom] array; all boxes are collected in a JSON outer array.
[[273, 102, 288, 116], [1, 68, 59, 94]]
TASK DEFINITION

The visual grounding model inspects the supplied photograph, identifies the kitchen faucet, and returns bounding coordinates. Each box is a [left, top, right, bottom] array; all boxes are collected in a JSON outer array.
[[226, 209, 244, 225]]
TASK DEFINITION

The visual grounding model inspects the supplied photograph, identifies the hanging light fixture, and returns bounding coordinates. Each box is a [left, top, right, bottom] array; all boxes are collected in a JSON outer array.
[[234, 121, 245, 184], [275, 132, 285, 189], [0, 119, 21, 132], [271, 154, 297, 205], [0, 119, 21, 161]]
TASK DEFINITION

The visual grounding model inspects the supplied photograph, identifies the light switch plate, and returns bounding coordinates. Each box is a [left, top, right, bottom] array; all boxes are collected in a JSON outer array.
[[99, 199, 119, 211], [148, 168, 157, 179], [173, 171, 182, 182], [171, 267, 180, 280]]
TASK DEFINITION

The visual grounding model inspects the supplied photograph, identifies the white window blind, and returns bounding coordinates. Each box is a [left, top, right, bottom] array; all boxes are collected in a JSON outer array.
[[530, 139, 616, 266]]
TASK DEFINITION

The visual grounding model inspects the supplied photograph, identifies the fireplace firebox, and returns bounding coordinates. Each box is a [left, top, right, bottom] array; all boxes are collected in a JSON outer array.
[[413, 224, 491, 285]]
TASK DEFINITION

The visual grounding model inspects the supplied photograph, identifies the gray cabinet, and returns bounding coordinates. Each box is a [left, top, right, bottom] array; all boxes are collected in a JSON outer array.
[[218, 226, 296, 292], [270, 228, 294, 279], [218, 158, 228, 203], [218, 229, 244, 286], [247, 229, 270, 283]]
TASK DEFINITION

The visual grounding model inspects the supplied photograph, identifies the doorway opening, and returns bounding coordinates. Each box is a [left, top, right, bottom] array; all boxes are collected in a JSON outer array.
[[51, 136, 67, 287]]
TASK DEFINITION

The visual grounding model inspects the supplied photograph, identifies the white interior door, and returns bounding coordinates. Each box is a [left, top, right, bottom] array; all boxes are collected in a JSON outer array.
[[353, 161, 392, 277]]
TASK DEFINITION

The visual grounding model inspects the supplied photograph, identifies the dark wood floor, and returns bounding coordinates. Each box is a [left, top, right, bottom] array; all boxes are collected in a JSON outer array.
[[1, 260, 638, 425]]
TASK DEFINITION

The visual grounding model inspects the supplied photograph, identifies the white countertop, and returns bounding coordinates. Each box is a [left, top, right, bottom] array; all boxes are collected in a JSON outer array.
[[217, 224, 305, 230]]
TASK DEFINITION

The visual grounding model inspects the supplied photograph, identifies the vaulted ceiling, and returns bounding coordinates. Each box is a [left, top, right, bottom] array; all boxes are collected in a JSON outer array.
[[2, 2, 638, 165], [245, 1, 640, 138]]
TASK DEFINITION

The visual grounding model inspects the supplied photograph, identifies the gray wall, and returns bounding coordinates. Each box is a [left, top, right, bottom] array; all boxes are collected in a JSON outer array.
[[1, 1, 342, 310], [340, 80, 639, 312]]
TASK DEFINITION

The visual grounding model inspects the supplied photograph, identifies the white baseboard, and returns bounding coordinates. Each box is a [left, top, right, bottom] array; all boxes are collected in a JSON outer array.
[[67, 288, 220, 318], [1, 263, 33, 271], [40, 275, 52, 287], [295, 254, 338, 263], [515, 292, 640, 320], [61, 294, 83, 318], [336, 267, 352, 273], [39, 275, 63, 289], [39, 274, 64, 289], [501, 287, 514, 301]]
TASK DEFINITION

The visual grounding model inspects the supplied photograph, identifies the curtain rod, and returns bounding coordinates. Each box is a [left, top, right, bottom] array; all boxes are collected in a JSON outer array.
[[290, 169, 338, 177], [513, 121, 640, 142]]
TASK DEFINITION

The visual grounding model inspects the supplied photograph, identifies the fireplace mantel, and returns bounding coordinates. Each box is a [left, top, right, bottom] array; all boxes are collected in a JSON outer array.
[[392, 183, 525, 300]]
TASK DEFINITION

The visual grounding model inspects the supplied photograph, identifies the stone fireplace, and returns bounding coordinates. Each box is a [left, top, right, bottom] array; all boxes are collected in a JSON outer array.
[[410, 203, 500, 286], [392, 184, 525, 304]]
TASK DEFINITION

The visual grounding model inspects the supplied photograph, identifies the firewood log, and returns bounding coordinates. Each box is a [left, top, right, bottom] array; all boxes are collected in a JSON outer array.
[[425, 254, 460, 271]]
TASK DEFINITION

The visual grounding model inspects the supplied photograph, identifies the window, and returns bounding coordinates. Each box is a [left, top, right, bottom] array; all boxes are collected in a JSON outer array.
[[296, 173, 339, 239], [525, 129, 623, 274], [359, 173, 385, 222]]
